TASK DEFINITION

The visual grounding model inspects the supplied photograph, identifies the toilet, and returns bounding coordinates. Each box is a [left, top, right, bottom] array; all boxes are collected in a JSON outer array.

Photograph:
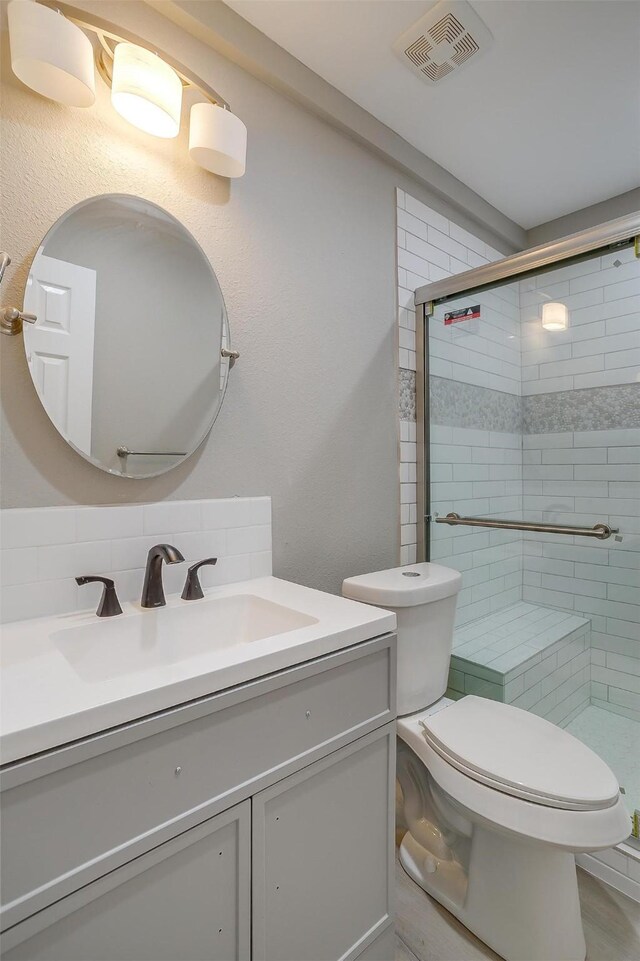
[[342, 563, 630, 961]]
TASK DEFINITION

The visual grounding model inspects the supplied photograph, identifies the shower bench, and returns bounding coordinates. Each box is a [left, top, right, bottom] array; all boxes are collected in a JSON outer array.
[[447, 602, 591, 728]]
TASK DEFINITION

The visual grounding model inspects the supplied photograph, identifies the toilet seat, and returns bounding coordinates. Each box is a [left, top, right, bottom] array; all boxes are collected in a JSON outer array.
[[419, 696, 620, 811], [397, 700, 630, 851]]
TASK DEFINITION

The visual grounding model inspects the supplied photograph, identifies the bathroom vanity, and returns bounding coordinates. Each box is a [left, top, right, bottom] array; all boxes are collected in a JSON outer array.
[[0, 578, 397, 961]]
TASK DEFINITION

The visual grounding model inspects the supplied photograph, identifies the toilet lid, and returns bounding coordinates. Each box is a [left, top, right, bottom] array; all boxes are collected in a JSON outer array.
[[420, 696, 620, 811]]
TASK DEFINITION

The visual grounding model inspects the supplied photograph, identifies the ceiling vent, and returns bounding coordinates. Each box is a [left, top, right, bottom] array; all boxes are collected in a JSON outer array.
[[393, 1, 493, 86]]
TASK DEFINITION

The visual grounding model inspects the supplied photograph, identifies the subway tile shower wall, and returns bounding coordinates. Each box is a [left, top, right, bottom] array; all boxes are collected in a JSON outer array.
[[520, 249, 640, 722], [0, 498, 272, 623], [396, 190, 639, 716], [521, 246, 640, 394], [522, 429, 640, 722], [396, 188, 508, 563], [430, 426, 523, 626]]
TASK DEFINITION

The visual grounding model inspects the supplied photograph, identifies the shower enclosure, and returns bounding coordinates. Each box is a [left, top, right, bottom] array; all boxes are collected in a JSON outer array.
[[413, 214, 640, 859]]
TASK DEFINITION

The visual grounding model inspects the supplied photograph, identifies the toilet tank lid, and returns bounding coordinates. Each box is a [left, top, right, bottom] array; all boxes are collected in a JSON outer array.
[[342, 563, 462, 607]]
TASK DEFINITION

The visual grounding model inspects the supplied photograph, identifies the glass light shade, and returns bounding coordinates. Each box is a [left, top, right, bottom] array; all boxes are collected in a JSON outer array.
[[541, 302, 569, 331], [111, 43, 182, 139], [8, 0, 95, 107], [189, 103, 247, 178]]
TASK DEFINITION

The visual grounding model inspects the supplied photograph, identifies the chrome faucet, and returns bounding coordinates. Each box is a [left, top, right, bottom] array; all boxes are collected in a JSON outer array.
[[141, 544, 184, 608]]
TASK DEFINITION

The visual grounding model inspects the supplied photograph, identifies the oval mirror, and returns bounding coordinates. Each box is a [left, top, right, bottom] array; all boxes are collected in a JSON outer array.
[[22, 194, 232, 478]]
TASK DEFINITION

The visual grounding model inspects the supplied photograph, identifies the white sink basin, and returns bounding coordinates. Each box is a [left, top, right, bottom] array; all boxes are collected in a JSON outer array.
[[52, 594, 319, 682], [1, 576, 396, 764]]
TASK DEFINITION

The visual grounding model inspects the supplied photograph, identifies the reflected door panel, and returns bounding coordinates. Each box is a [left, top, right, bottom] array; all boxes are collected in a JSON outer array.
[[26, 255, 96, 454]]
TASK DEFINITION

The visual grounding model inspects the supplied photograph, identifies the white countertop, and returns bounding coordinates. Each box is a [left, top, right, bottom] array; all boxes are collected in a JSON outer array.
[[0, 577, 395, 765]]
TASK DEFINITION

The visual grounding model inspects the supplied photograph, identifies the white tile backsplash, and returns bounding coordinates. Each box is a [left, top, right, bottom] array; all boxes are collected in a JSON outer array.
[[1, 547, 38, 587], [1, 579, 80, 624], [76, 505, 143, 542], [1, 508, 77, 549], [0, 497, 272, 623], [142, 501, 202, 536]]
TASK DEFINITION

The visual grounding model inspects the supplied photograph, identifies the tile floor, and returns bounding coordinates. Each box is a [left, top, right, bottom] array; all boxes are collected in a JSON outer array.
[[394, 851, 640, 961], [567, 704, 640, 818]]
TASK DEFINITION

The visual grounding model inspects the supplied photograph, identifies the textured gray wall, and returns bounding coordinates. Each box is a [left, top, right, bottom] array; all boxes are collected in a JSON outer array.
[[0, 1, 500, 595]]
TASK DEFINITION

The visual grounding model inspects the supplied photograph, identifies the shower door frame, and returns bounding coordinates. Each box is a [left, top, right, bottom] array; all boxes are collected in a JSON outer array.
[[413, 212, 640, 564]]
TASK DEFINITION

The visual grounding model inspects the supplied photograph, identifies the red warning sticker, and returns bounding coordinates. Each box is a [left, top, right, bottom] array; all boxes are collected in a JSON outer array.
[[444, 305, 481, 325]]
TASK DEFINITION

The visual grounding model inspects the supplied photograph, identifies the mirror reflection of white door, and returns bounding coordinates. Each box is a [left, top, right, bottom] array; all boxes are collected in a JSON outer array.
[[25, 254, 96, 453]]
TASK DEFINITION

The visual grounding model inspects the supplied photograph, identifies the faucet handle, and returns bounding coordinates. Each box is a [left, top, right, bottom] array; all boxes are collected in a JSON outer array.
[[76, 576, 123, 617], [181, 558, 218, 601]]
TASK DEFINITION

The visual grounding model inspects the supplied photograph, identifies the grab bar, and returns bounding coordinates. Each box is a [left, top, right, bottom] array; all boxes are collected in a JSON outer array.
[[433, 512, 619, 540], [117, 447, 186, 458]]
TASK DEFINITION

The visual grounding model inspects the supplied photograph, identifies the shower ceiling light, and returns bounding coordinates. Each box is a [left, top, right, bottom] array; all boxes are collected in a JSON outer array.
[[7, 1, 247, 176], [541, 302, 569, 331]]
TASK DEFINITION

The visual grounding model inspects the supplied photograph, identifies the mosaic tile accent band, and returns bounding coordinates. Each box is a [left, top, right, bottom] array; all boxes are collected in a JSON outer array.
[[523, 383, 640, 434], [400, 380, 640, 434], [429, 376, 522, 433], [399, 369, 417, 421]]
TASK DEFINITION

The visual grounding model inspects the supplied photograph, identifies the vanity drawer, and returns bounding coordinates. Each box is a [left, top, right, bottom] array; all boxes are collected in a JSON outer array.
[[1, 634, 395, 929]]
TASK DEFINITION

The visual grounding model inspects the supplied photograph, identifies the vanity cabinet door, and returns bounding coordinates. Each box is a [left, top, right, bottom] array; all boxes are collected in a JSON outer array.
[[2, 801, 250, 961], [252, 724, 395, 961]]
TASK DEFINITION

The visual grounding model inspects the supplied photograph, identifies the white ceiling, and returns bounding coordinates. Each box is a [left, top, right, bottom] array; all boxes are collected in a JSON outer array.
[[224, 0, 640, 229]]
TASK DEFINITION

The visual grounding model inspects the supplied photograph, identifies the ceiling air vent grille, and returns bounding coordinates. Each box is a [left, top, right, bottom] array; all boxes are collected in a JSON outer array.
[[393, 1, 493, 86], [452, 34, 480, 66], [405, 36, 433, 67], [422, 61, 454, 83], [429, 13, 465, 45]]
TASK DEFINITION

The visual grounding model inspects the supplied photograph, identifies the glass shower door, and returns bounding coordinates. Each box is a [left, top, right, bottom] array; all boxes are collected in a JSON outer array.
[[424, 243, 640, 843]]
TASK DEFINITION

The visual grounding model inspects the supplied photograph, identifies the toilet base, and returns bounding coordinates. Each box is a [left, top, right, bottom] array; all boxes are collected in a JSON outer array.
[[400, 827, 587, 961]]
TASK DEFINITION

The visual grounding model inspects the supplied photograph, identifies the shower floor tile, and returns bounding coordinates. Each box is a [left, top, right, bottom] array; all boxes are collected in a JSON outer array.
[[567, 704, 640, 817]]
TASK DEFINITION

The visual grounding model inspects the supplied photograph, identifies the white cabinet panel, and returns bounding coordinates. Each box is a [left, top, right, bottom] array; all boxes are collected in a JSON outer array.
[[252, 725, 395, 961], [3, 802, 250, 961]]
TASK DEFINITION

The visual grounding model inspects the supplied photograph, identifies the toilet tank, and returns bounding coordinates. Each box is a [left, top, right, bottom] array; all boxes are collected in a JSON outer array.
[[342, 563, 462, 716]]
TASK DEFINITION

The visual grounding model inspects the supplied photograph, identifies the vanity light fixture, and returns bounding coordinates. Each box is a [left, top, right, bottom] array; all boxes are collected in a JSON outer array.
[[111, 43, 182, 139], [7, 0, 247, 176], [7, 0, 96, 107], [189, 103, 247, 178], [541, 301, 569, 331]]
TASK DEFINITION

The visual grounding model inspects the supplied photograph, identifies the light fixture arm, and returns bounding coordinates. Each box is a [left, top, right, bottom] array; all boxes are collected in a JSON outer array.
[[38, 0, 230, 110]]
